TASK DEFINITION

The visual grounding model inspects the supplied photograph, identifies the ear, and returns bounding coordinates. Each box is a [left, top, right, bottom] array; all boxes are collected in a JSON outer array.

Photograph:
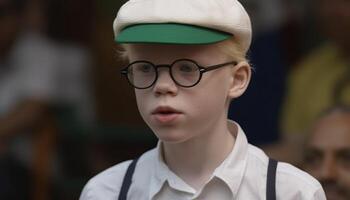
[[228, 61, 251, 99]]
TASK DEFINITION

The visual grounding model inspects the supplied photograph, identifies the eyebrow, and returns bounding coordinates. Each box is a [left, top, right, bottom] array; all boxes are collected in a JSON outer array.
[[303, 148, 322, 159], [304, 147, 350, 156], [304, 146, 322, 153], [336, 148, 350, 157]]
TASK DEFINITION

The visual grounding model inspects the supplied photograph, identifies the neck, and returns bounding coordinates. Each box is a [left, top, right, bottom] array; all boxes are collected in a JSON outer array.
[[162, 119, 236, 190]]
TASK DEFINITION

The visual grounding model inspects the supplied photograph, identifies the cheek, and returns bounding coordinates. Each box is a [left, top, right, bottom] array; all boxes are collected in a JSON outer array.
[[191, 83, 230, 116], [202, 73, 232, 103], [339, 168, 350, 187], [135, 91, 149, 118], [308, 168, 322, 179]]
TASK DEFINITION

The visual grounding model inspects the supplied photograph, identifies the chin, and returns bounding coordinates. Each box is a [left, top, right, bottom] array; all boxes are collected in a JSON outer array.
[[152, 128, 190, 144], [158, 136, 188, 144]]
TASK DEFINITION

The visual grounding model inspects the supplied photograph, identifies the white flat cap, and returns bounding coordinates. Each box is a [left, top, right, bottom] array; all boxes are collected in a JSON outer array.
[[113, 0, 252, 52]]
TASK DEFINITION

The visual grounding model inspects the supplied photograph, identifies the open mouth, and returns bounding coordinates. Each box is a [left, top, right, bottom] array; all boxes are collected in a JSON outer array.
[[157, 111, 177, 114], [152, 106, 181, 115], [152, 107, 182, 123]]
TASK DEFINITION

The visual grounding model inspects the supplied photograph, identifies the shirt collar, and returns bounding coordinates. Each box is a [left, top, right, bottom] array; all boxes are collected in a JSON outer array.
[[149, 142, 196, 198], [149, 142, 167, 198], [149, 120, 249, 199], [213, 120, 249, 197]]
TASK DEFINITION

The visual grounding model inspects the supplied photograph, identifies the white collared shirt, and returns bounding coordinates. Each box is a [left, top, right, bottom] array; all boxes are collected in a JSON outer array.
[[80, 121, 326, 200]]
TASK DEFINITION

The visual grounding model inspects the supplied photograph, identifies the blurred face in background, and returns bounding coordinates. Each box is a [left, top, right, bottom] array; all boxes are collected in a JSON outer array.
[[0, 0, 24, 57], [316, 0, 350, 51], [304, 111, 350, 200]]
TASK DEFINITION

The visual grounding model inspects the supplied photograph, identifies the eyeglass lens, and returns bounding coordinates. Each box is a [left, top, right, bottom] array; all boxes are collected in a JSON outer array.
[[127, 60, 201, 88]]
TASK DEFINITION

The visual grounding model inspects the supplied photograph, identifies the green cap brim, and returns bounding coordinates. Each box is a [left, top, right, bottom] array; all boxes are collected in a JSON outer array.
[[115, 23, 232, 45]]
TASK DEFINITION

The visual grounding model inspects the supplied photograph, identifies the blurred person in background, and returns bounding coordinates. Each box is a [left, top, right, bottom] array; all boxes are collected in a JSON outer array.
[[0, 0, 94, 198], [269, 0, 350, 163], [282, 0, 350, 136], [303, 106, 350, 200], [0, 0, 38, 198]]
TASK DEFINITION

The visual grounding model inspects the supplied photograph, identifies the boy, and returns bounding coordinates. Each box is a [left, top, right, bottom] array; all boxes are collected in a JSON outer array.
[[80, 0, 326, 199]]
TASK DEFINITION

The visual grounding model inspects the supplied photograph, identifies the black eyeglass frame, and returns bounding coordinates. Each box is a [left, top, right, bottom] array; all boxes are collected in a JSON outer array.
[[121, 59, 238, 89]]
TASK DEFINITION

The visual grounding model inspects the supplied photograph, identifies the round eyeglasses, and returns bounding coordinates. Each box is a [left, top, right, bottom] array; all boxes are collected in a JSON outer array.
[[120, 59, 238, 89]]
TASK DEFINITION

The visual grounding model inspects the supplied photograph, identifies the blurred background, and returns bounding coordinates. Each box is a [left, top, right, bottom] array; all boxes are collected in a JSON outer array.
[[0, 0, 349, 199]]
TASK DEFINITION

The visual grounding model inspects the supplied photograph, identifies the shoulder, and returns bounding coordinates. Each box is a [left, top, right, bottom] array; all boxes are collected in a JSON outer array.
[[246, 145, 325, 199], [79, 159, 132, 200], [275, 162, 325, 199], [79, 148, 157, 200]]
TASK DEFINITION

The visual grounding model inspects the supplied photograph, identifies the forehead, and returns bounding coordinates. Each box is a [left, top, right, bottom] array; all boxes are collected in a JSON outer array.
[[308, 113, 350, 151], [125, 42, 229, 63]]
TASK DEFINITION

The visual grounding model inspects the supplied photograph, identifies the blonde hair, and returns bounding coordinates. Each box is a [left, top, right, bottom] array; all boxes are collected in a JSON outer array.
[[216, 38, 249, 63], [117, 44, 130, 61]]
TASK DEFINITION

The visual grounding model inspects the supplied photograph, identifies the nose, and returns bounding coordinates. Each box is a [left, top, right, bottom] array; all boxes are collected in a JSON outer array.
[[153, 67, 178, 95], [319, 155, 338, 182]]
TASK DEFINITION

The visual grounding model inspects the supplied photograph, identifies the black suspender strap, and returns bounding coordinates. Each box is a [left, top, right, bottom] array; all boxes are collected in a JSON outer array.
[[118, 157, 139, 200], [266, 158, 278, 200], [118, 157, 277, 200]]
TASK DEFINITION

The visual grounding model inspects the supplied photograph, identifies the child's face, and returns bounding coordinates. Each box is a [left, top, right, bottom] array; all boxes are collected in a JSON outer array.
[[126, 43, 239, 143]]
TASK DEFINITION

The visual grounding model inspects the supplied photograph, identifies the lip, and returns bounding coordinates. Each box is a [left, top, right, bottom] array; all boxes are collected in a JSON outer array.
[[151, 106, 182, 114], [151, 106, 182, 123]]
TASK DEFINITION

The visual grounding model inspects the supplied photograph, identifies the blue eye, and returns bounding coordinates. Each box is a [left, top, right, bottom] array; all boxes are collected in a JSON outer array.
[[140, 65, 152, 72], [133, 63, 154, 73], [173, 61, 198, 73], [179, 64, 196, 72]]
